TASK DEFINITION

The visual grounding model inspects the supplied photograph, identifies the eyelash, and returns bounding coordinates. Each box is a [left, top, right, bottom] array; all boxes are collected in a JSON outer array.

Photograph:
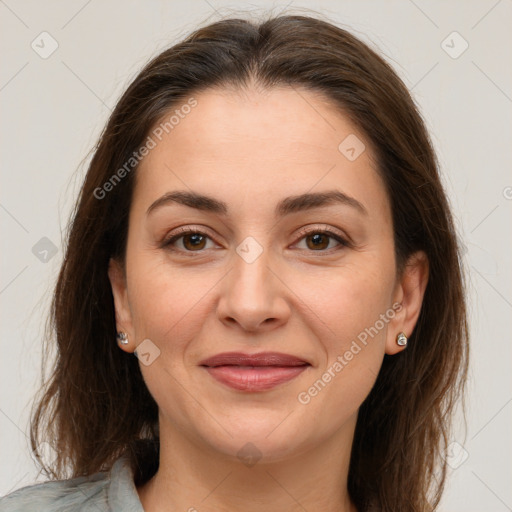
[[160, 225, 350, 255]]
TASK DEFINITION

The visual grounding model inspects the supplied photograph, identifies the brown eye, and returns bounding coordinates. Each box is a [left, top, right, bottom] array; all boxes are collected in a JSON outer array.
[[305, 232, 331, 250], [294, 228, 349, 252], [182, 233, 207, 251], [162, 229, 214, 252]]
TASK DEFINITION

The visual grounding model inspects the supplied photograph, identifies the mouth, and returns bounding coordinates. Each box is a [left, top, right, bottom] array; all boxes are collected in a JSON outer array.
[[199, 351, 310, 367], [199, 352, 311, 392]]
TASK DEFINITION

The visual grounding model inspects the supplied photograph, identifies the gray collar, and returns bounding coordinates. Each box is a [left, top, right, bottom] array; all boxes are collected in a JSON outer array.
[[106, 453, 145, 511]]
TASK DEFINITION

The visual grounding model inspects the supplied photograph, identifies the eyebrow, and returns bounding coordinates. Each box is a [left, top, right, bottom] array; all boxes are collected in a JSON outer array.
[[146, 189, 368, 218]]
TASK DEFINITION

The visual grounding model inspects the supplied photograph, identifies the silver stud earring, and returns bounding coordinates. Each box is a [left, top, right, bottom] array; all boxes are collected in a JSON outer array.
[[117, 332, 129, 345], [396, 332, 408, 347]]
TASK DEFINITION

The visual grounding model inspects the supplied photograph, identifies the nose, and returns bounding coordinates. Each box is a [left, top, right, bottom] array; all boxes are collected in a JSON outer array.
[[216, 246, 290, 333]]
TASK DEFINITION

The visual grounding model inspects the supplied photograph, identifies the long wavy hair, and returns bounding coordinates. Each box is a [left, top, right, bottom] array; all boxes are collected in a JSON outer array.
[[28, 11, 469, 512]]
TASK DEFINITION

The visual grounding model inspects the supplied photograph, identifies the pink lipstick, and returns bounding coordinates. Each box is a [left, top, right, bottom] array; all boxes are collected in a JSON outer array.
[[199, 351, 310, 392]]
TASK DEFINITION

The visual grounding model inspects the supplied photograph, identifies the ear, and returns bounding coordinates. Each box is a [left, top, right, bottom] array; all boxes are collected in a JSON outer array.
[[108, 257, 135, 353], [385, 250, 429, 355]]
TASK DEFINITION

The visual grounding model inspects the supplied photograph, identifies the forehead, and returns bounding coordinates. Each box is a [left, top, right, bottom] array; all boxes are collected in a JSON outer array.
[[132, 86, 389, 224]]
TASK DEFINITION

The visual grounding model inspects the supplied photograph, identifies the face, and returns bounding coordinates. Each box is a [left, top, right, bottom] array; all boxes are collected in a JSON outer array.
[[109, 86, 428, 463]]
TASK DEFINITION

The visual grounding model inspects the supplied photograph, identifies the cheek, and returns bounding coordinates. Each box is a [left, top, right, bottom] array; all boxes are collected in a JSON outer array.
[[293, 263, 394, 423], [126, 253, 219, 352], [294, 258, 395, 348]]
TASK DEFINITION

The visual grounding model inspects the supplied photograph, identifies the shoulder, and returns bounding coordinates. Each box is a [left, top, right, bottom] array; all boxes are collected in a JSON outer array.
[[0, 470, 110, 512], [0, 453, 144, 512]]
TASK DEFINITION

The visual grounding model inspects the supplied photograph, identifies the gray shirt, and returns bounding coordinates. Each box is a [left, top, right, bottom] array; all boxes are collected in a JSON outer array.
[[0, 454, 145, 511]]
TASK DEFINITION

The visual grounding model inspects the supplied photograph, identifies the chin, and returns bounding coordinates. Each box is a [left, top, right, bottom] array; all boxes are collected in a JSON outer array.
[[200, 423, 311, 466]]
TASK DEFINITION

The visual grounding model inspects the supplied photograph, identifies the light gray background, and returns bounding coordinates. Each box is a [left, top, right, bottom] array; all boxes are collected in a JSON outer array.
[[1, 1, 511, 510]]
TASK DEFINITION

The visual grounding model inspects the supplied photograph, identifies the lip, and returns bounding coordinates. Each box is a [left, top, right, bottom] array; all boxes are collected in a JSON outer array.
[[199, 352, 311, 392], [199, 351, 309, 367], [203, 365, 309, 391]]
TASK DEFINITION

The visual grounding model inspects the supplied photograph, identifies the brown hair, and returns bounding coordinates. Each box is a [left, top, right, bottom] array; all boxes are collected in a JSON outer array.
[[29, 11, 469, 512]]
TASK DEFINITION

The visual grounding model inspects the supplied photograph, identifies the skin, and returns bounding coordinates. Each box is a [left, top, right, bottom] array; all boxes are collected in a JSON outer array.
[[108, 85, 429, 512]]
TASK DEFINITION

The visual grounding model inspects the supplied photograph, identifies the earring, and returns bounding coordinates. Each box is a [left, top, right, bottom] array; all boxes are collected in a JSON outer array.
[[396, 332, 408, 347], [117, 332, 129, 345]]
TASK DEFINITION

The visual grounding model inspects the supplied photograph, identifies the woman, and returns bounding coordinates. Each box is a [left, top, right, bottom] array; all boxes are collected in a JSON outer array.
[[0, 12, 469, 512]]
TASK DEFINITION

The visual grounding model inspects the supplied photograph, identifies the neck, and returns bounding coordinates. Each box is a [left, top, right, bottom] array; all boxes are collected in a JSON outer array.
[[137, 412, 359, 512]]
